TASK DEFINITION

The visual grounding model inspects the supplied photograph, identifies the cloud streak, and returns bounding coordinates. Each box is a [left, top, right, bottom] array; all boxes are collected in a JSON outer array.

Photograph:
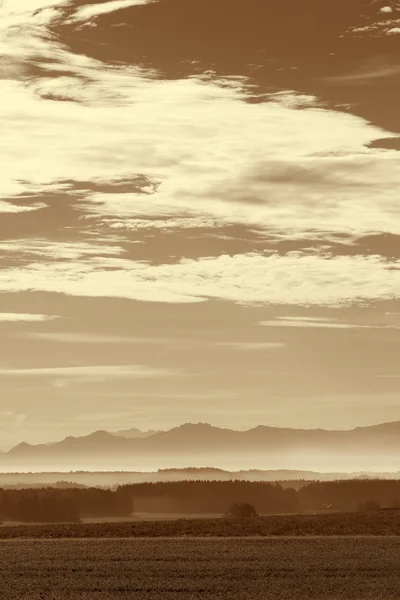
[[17, 332, 171, 344], [217, 342, 286, 350], [0, 201, 45, 214], [1, 252, 400, 306], [0, 313, 58, 322], [261, 317, 400, 329], [0, 365, 176, 379], [67, 0, 151, 23]]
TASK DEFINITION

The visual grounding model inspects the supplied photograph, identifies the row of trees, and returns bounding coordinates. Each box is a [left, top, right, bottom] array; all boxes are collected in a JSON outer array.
[[122, 480, 299, 514], [2, 479, 400, 522], [120, 480, 400, 514], [297, 480, 400, 512], [0, 487, 133, 523]]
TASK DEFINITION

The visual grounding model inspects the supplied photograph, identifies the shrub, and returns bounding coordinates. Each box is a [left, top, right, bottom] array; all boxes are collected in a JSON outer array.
[[358, 500, 381, 512], [228, 502, 258, 518]]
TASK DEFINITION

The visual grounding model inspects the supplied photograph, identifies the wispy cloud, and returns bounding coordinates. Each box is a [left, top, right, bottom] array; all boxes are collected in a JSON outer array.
[[261, 316, 400, 329], [348, 18, 400, 39], [323, 64, 400, 85], [1, 252, 400, 306], [217, 342, 285, 350], [272, 316, 333, 323], [18, 332, 170, 344], [0, 201, 45, 214], [261, 320, 367, 329], [0, 365, 176, 379], [0, 313, 58, 322], [67, 0, 151, 23], [0, 410, 26, 423], [0, 240, 123, 260]]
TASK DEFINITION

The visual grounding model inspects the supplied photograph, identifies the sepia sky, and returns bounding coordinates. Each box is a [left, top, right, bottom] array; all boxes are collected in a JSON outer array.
[[1, 0, 400, 448]]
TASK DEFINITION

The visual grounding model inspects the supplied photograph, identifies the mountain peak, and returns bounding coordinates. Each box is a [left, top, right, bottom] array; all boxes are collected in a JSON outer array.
[[178, 422, 214, 430], [113, 427, 160, 439], [87, 430, 115, 440], [354, 421, 400, 432], [7, 441, 34, 455]]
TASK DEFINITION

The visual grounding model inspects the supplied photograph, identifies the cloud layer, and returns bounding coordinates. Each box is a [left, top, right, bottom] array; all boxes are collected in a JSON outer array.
[[1, 0, 400, 446], [0, 364, 176, 379], [1, 0, 399, 242], [0, 313, 57, 322], [1, 252, 400, 306]]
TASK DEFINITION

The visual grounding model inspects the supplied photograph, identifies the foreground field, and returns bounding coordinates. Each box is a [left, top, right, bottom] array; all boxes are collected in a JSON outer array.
[[2, 511, 400, 538], [1, 537, 400, 599]]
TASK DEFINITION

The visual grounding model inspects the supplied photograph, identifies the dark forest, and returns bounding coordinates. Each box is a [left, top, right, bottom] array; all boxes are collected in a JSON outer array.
[[2, 480, 400, 523]]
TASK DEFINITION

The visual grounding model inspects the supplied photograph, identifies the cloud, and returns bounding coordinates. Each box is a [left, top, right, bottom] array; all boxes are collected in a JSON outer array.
[[349, 18, 400, 38], [18, 332, 170, 344], [0, 201, 45, 214], [78, 148, 400, 238], [1, 0, 399, 242], [1, 0, 400, 321], [0, 411, 27, 426], [261, 320, 366, 329], [0, 313, 58, 322], [0, 240, 124, 261], [217, 342, 285, 350], [2, 251, 400, 306], [0, 365, 176, 379], [101, 214, 221, 233], [261, 316, 400, 329], [67, 0, 151, 23], [273, 316, 334, 322], [323, 64, 400, 84]]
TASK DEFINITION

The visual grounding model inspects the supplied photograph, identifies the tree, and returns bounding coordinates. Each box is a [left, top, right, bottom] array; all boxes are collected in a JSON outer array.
[[228, 502, 258, 518], [357, 500, 381, 513]]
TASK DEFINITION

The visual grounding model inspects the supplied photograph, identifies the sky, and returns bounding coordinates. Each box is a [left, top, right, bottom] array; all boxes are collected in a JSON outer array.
[[1, 0, 400, 449]]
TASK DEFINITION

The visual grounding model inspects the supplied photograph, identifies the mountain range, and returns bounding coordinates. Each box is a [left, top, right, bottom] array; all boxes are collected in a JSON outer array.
[[2, 421, 400, 472], [113, 428, 160, 439]]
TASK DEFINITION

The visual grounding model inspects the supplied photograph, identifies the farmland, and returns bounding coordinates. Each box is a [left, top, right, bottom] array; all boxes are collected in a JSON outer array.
[[2, 537, 400, 599], [2, 510, 400, 538]]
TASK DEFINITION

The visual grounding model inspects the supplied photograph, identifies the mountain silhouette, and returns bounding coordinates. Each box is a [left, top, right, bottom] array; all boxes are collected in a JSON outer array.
[[113, 427, 161, 439], [3, 421, 400, 472]]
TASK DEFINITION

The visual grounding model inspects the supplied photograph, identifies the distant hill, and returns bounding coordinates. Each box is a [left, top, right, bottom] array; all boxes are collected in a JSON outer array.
[[4, 420, 400, 472], [0, 468, 398, 490], [112, 428, 161, 439]]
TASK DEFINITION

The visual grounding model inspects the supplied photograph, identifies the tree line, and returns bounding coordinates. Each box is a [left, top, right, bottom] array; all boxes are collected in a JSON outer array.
[[0, 487, 132, 523], [2, 479, 400, 522], [122, 479, 400, 514]]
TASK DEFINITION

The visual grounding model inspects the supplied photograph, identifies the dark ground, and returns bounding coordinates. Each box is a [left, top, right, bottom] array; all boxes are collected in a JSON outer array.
[[2, 511, 400, 538], [2, 537, 400, 599]]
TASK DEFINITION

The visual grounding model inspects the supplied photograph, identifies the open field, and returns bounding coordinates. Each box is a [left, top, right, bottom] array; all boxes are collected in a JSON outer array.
[[81, 513, 225, 523], [2, 537, 400, 599], [2, 511, 400, 538]]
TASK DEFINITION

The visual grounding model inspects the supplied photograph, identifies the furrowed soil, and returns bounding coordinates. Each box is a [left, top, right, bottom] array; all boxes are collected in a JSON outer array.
[[2, 537, 400, 599]]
